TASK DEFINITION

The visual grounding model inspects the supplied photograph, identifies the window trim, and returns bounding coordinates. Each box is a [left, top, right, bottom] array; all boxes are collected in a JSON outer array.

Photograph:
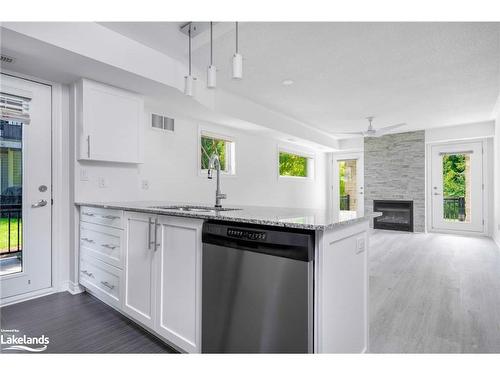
[[277, 146, 315, 180], [198, 128, 236, 177]]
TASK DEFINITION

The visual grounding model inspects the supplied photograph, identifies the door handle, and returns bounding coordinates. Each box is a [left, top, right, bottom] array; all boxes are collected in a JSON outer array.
[[31, 199, 47, 208], [433, 192, 441, 196]]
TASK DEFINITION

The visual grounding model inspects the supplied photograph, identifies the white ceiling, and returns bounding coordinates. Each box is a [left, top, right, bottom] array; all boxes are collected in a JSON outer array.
[[91, 23, 500, 136]]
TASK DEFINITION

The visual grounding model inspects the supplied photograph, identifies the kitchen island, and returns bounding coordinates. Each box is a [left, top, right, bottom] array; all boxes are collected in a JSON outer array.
[[75, 201, 380, 353]]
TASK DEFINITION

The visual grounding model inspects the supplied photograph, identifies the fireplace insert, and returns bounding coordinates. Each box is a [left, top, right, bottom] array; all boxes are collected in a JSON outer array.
[[373, 200, 413, 232]]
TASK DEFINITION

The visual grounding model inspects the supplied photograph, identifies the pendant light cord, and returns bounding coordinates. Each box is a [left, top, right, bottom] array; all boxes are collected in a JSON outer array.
[[188, 25, 192, 76], [235, 22, 239, 53], [210, 22, 213, 65]]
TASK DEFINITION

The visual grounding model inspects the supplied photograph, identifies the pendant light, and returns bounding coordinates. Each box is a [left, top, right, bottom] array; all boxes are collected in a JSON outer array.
[[184, 24, 196, 96], [232, 22, 243, 80], [207, 22, 217, 89]]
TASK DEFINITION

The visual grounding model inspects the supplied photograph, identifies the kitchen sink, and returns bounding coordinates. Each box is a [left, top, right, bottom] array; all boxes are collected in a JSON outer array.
[[150, 205, 241, 213]]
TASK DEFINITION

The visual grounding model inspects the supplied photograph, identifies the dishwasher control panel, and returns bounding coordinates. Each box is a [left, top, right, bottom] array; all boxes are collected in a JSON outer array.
[[227, 228, 267, 241]]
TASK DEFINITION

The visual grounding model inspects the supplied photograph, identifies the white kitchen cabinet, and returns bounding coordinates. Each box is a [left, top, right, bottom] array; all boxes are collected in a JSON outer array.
[[154, 216, 203, 353], [75, 79, 144, 163], [121, 211, 203, 352], [314, 221, 369, 353], [122, 212, 156, 329]]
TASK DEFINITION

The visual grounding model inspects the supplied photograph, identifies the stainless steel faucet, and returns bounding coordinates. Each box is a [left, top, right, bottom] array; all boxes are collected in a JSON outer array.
[[207, 153, 227, 208]]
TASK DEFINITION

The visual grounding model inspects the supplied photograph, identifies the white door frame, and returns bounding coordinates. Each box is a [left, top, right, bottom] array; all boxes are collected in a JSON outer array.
[[331, 152, 364, 217], [426, 138, 489, 236], [0, 70, 67, 306]]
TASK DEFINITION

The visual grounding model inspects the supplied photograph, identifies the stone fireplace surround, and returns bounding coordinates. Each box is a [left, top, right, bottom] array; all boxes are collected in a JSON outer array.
[[364, 131, 425, 232]]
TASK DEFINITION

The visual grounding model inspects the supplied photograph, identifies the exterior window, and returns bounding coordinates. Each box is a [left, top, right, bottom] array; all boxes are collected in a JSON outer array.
[[200, 132, 235, 175], [279, 150, 314, 178]]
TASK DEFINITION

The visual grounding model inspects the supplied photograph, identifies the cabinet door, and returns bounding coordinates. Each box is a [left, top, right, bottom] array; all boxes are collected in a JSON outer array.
[[315, 223, 368, 353], [122, 212, 156, 328], [78, 79, 144, 163], [154, 216, 203, 353]]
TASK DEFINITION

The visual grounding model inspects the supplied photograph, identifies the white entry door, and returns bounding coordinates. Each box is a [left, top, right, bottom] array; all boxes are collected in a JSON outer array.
[[334, 153, 364, 218], [0, 74, 52, 301], [430, 141, 484, 233]]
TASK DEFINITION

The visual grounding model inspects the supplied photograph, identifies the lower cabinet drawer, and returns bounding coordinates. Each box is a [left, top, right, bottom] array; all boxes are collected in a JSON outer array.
[[80, 222, 122, 269], [81, 206, 123, 229], [80, 255, 121, 309]]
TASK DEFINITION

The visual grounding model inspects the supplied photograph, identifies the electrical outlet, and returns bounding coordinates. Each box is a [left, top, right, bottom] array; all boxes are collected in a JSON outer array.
[[80, 168, 89, 181], [98, 177, 107, 188], [141, 180, 149, 190]]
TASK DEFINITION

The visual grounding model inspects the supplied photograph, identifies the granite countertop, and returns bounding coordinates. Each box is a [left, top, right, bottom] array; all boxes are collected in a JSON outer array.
[[75, 201, 381, 231]]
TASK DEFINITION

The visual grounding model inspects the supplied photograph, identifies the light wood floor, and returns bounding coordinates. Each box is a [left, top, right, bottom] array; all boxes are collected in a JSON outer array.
[[369, 230, 500, 353]]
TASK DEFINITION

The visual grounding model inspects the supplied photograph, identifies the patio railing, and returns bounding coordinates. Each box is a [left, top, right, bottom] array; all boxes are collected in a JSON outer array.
[[340, 194, 350, 211], [443, 197, 466, 221], [0, 202, 22, 256]]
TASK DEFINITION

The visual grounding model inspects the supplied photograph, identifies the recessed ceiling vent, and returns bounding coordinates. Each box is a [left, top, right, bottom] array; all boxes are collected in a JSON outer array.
[[151, 113, 174, 132], [0, 55, 15, 64]]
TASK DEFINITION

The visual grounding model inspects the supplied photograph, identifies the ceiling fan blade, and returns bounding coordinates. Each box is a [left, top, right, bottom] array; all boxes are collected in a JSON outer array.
[[375, 123, 406, 135], [333, 131, 365, 136]]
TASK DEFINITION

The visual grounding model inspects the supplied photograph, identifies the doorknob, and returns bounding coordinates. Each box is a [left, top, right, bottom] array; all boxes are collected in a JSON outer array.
[[31, 199, 48, 208]]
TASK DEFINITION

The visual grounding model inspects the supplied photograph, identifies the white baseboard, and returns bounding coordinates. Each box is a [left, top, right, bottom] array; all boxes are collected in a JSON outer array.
[[0, 287, 55, 307], [65, 280, 85, 295]]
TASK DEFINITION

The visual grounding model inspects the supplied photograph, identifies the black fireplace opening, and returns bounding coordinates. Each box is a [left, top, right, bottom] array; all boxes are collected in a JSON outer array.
[[373, 200, 414, 232]]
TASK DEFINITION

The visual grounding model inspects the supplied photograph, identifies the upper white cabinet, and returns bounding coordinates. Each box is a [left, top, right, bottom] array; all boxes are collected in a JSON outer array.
[[75, 79, 144, 163]]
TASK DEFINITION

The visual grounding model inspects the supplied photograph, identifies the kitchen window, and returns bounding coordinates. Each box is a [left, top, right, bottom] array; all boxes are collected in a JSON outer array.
[[199, 131, 235, 175], [278, 149, 314, 179]]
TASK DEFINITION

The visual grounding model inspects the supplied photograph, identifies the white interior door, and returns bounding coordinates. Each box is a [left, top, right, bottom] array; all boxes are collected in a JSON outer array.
[[430, 141, 484, 233], [0, 74, 52, 301], [333, 153, 364, 218]]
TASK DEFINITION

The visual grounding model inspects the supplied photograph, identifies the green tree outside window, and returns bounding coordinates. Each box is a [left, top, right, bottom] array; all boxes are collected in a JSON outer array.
[[279, 152, 308, 177], [201, 136, 227, 171]]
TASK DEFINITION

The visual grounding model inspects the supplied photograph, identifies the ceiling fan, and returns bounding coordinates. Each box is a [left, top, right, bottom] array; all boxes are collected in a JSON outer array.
[[336, 117, 406, 137]]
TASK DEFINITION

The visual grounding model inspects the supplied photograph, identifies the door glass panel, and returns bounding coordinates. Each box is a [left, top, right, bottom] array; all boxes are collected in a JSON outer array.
[[338, 159, 358, 215], [442, 153, 471, 223], [0, 119, 23, 275]]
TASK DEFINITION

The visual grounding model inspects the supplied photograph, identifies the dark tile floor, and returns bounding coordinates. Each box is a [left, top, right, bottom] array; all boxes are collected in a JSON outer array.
[[0, 292, 176, 353]]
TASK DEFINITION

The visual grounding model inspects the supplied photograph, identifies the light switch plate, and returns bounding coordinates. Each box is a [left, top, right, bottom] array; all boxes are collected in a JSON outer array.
[[141, 180, 149, 190]]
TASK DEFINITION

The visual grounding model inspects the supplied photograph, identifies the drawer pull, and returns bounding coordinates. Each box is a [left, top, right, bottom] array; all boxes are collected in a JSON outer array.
[[101, 243, 117, 250], [81, 237, 95, 243], [81, 270, 94, 278], [102, 215, 120, 220], [82, 212, 95, 217], [100, 281, 115, 290]]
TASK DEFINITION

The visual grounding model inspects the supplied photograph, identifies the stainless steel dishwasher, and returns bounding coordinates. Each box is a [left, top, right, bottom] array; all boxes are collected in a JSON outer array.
[[202, 221, 314, 353]]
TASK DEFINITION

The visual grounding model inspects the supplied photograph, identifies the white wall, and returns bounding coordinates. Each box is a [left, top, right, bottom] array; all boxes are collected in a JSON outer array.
[[494, 112, 500, 247], [74, 106, 328, 210], [425, 121, 495, 143]]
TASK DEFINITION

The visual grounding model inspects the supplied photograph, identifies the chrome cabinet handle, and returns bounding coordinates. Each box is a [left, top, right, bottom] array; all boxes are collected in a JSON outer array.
[[81, 270, 94, 278], [31, 199, 47, 208], [82, 212, 95, 217], [100, 281, 115, 290], [148, 217, 153, 250], [102, 215, 120, 220], [154, 218, 160, 250], [101, 243, 117, 250], [81, 237, 95, 243], [87, 135, 91, 158]]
